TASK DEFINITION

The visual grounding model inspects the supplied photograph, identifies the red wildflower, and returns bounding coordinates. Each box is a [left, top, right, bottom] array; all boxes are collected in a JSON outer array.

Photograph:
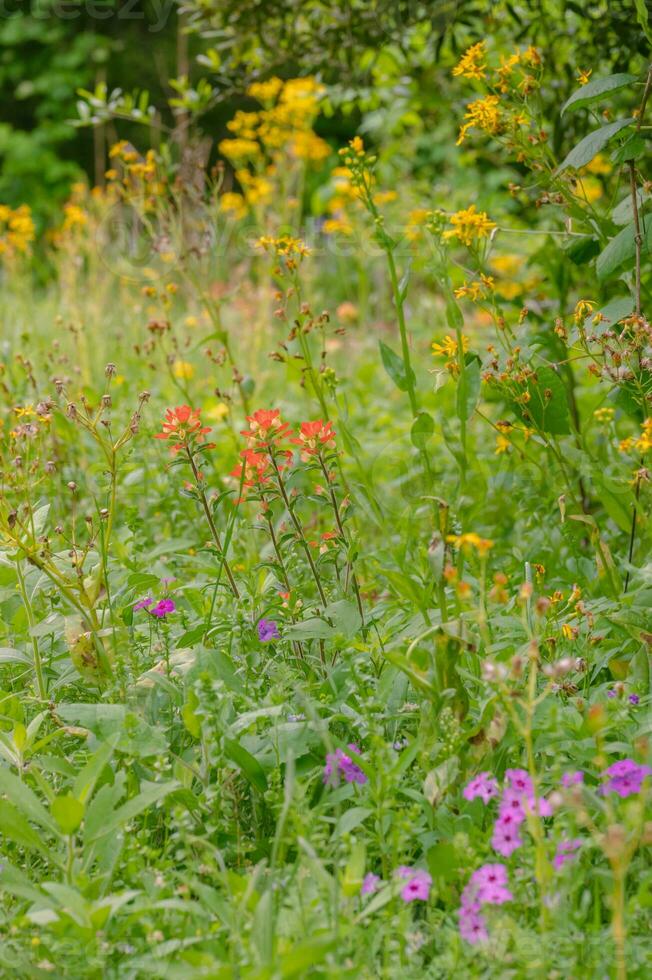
[[154, 405, 212, 454], [241, 409, 291, 447], [292, 420, 336, 460], [231, 448, 271, 491]]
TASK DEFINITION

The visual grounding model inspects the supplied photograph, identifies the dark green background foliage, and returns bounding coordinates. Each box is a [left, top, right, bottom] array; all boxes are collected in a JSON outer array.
[[0, 0, 649, 222]]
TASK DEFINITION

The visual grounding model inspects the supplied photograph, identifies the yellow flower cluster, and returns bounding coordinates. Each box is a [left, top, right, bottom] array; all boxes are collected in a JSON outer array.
[[0, 203, 35, 258], [256, 235, 311, 258], [620, 418, 652, 454], [107, 142, 165, 206], [219, 77, 329, 219], [454, 274, 494, 302], [457, 94, 502, 145], [447, 532, 494, 555], [452, 42, 487, 81], [432, 334, 469, 358], [443, 205, 496, 247]]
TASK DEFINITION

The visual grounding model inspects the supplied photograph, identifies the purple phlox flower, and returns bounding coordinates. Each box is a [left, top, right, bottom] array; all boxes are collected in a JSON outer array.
[[323, 744, 367, 786], [606, 688, 617, 699], [491, 818, 523, 857], [361, 872, 381, 896], [396, 867, 432, 903], [628, 693, 640, 706], [150, 598, 176, 618], [524, 793, 553, 818], [498, 787, 527, 824], [463, 771, 499, 804], [561, 770, 584, 788], [553, 838, 582, 871], [458, 908, 489, 945], [471, 863, 508, 890], [134, 596, 154, 611], [458, 864, 512, 945], [601, 759, 651, 799], [257, 618, 280, 642], [505, 768, 533, 794]]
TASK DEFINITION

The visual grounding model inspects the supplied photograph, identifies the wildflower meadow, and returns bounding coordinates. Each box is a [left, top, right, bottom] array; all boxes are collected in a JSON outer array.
[[0, 2, 651, 977]]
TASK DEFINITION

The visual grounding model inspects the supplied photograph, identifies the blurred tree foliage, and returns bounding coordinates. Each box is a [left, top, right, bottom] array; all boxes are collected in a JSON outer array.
[[0, 0, 649, 221]]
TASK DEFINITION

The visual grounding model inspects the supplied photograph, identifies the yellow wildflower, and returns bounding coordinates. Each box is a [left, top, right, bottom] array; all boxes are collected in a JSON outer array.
[[443, 205, 496, 247], [573, 299, 595, 324], [452, 41, 487, 81], [246, 77, 284, 103], [447, 532, 494, 556], [219, 192, 247, 220], [432, 334, 469, 358], [495, 435, 511, 454], [577, 68, 592, 85], [457, 94, 502, 145], [173, 360, 194, 381]]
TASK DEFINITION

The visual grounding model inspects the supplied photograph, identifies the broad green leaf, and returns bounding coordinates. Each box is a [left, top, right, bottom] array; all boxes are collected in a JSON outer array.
[[0, 647, 31, 665], [224, 739, 268, 793], [596, 218, 652, 280], [341, 841, 366, 896], [284, 617, 336, 640], [411, 411, 435, 449], [635, 0, 652, 43], [0, 799, 52, 856], [557, 118, 634, 172], [512, 365, 571, 435], [0, 766, 58, 835], [424, 756, 459, 806], [51, 794, 85, 835], [561, 74, 635, 115], [323, 599, 362, 637], [333, 806, 373, 837], [427, 841, 459, 879], [378, 339, 415, 393]]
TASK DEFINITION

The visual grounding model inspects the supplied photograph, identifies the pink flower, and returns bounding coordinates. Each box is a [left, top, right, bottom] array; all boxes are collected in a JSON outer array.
[[459, 909, 489, 945], [601, 759, 651, 799], [396, 867, 432, 903], [463, 771, 499, 804], [561, 771, 584, 788], [505, 768, 533, 794], [323, 744, 367, 786], [491, 819, 523, 857], [498, 786, 527, 824], [553, 838, 582, 870], [361, 873, 381, 895], [134, 597, 154, 611], [151, 598, 176, 618]]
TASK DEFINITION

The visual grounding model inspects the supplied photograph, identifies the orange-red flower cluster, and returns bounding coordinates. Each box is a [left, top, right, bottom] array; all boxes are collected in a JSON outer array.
[[154, 405, 212, 454], [241, 409, 291, 447], [291, 420, 336, 461]]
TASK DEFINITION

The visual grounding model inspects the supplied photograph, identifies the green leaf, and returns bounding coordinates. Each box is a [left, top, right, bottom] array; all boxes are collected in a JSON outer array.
[[427, 841, 459, 879], [85, 780, 179, 841], [635, 0, 652, 43], [563, 236, 600, 265], [0, 766, 58, 835], [557, 118, 634, 172], [457, 355, 481, 421], [284, 617, 336, 640], [323, 599, 362, 637], [596, 218, 652, 281], [72, 737, 118, 805], [378, 340, 415, 393], [224, 739, 268, 793], [51, 794, 85, 835], [411, 411, 435, 449], [611, 133, 647, 165], [561, 74, 636, 116], [512, 365, 571, 435], [334, 806, 373, 838], [0, 799, 52, 856]]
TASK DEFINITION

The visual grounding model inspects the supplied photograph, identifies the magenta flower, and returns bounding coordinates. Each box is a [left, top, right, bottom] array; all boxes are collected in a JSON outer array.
[[491, 819, 523, 857], [323, 744, 367, 786], [463, 771, 499, 804], [151, 598, 176, 618], [505, 768, 533, 794], [134, 597, 154, 611], [257, 618, 280, 642], [361, 872, 381, 895], [561, 770, 584, 788], [458, 909, 489, 945], [601, 759, 651, 799], [553, 838, 582, 870], [396, 867, 432, 903], [459, 864, 512, 945]]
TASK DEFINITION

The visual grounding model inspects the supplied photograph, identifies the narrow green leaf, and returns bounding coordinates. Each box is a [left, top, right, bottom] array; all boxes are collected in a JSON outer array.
[[224, 740, 268, 793], [378, 340, 415, 393]]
